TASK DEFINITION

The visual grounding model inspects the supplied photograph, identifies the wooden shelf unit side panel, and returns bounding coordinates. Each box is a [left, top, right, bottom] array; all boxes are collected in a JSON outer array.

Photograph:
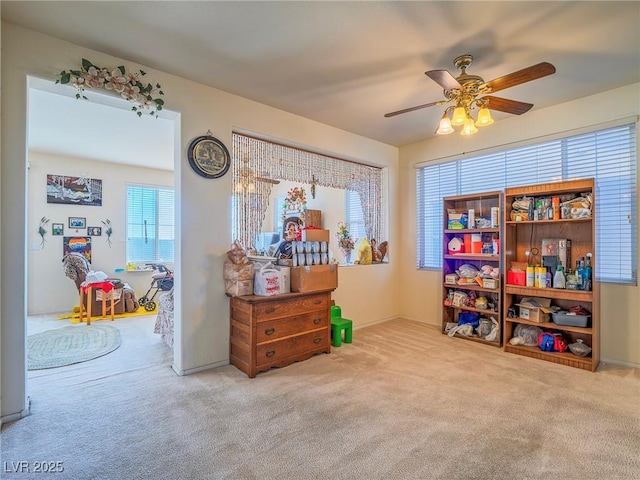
[[502, 178, 598, 370], [442, 192, 503, 346]]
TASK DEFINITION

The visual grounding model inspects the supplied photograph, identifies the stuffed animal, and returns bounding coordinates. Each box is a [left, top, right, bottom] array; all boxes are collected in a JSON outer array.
[[354, 238, 372, 265]]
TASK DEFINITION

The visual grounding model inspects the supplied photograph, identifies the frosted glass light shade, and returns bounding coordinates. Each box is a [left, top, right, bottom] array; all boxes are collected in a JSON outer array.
[[436, 115, 455, 135], [451, 106, 467, 125], [475, 107, 494, 127], [461, 116, 478, 135]]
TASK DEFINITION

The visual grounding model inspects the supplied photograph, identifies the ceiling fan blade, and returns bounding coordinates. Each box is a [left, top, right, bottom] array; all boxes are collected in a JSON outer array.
[[384, 100, 447, 118], [482, 62, 556, 94], [425, 69, 462, 91], [483, 96, 533, 115]]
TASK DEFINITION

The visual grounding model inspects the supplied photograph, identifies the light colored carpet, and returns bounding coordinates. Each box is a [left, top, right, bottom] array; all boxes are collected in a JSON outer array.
[[3, 316, 639, 479], [27, 324, 121, 370]]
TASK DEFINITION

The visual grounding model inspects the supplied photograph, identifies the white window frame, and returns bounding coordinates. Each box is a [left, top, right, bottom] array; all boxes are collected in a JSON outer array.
[[346, 189, 366, 242]]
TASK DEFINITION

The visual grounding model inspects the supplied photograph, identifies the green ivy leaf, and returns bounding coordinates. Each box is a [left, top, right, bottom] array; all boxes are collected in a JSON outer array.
[[140, 70, 147, 76], [81, 58, 93, 70], [155, 98, 165, 106], [137, 111, 143, 117], [159, 90, 164, 95], [60, 72, 71, 84], [118, 65, 126, 75], [75, 93, 81, 99]]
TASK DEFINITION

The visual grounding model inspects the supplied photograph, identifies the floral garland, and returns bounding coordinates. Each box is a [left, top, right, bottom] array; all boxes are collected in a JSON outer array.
[[281, 187, 307, 221], [56, 58, 165, 117], [335, 221, 354, 253]]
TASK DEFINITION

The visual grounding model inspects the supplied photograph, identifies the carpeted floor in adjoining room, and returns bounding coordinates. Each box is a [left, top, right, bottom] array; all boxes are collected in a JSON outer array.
[[2, 316, 639, 480]]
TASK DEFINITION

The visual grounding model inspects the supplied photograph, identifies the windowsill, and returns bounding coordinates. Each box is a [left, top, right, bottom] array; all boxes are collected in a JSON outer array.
[[340, 261, 389, 267]]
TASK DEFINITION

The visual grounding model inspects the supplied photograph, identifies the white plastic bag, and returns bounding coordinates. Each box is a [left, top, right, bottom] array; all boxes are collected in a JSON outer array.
[[254, 263, 284, 296]]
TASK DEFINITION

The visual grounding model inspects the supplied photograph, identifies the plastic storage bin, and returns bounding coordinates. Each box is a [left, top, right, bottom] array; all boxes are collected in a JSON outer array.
[[551, 312, 590, 327]]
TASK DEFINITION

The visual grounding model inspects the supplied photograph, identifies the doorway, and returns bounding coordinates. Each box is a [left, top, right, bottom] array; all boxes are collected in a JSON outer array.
[[25, 76, 180, 386]]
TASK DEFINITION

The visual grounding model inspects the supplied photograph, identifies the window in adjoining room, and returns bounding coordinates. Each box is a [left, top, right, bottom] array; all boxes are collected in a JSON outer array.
[[126, 184, 175, 264]]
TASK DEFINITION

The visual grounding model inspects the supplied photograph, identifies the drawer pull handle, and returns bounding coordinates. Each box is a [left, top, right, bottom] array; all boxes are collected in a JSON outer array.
[[313, 318, 322, 325], [266, 350, 275, 357], [313, 337, 321, 344], [265, 307, 276, 314], [313, 300, 322, 305], [265, 328, 275, 335]]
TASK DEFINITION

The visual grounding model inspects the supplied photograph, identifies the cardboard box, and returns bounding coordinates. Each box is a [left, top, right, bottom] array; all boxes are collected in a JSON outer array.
[[302, 229, 330, 242], [291, 264, 338, 292], [482, 278, 498, 289], [445, 273, 459, 285], [516, 297, 553, 323]]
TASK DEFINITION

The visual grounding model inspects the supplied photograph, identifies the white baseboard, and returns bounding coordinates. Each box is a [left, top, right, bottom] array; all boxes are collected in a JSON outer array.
[[600, 357, 640, 369], [0, 396, 31, 426], [171, 359, 230, 376]]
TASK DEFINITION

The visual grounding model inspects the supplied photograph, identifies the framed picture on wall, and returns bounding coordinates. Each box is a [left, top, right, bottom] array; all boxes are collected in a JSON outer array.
[[87, 226, 101, 236], [47, 174, 103, 206], [63, 236, 92, 263], [68, 216, 86, 229], [52, 223, 64, 236]]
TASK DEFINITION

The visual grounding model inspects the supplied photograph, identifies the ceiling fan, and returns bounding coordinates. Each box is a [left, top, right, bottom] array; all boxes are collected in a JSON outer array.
[[384, 54, 556, 135]]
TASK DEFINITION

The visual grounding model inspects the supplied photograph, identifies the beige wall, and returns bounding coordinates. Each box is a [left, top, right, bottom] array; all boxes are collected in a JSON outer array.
[[398, 83, 640, 367], [1, 22, 400, 421], [27, 152, 174, 315]]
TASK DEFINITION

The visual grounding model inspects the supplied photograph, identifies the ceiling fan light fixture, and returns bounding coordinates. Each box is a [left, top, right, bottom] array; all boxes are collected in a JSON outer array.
[[461, 115, 478, 136], [436, 111, 455, 135], [451, 106, 467, 126], [475, 106, 494, 127]]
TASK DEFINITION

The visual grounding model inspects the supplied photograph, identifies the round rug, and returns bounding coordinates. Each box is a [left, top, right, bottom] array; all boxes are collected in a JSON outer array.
[[28, 324, 121, 370]]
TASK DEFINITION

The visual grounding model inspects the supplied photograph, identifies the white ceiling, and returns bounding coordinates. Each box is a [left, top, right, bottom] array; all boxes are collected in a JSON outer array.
[[3, 1, 640, 169]]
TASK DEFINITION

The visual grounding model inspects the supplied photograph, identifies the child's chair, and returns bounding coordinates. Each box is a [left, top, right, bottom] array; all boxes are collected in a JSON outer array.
[[330, 305, 353, 347]]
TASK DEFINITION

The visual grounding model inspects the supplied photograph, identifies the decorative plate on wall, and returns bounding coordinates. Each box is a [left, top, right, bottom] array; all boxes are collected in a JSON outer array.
[[187, 132, 230, 179]]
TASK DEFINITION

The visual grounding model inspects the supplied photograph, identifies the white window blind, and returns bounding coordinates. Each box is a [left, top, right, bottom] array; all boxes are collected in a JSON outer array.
[[127, 185, 175, 264], [416, 123, 637, 284], [346, 189, 367, 242]]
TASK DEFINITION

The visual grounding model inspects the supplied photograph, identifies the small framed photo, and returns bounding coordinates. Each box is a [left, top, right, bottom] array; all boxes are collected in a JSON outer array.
[[87, 226, 102, 236], [52, 223, 64, 236], [68, 216, 86, 229]]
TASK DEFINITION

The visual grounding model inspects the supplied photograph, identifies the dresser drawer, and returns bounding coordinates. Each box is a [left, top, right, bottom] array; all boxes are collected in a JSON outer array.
[[254, 294, 329, 321], [256, 311, 327, 343], [256, 329, 329, 367]]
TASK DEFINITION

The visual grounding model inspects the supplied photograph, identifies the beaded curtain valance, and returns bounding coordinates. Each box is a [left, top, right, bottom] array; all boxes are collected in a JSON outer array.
[[232, 133, 382, 250]]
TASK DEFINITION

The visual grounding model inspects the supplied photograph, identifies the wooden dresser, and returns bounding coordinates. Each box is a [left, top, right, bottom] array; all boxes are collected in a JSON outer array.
[[229, 290, 332, 378]]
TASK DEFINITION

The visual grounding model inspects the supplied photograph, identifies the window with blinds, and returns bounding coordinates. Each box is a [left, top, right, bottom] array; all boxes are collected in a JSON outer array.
[[417, 123, 637, 284], [126, 185, 175, 263], [346, 189, 367, 242]]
